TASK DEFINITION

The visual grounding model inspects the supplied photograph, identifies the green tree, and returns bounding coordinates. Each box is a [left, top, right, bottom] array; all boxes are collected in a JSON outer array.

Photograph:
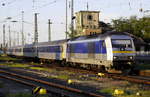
[[112, 16, 150, 42], [66, 24, 77, 38]]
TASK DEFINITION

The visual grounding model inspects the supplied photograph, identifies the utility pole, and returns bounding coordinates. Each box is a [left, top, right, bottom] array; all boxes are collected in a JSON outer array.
[[3, 24, 6, 48], [11, 20, 18, 46], [48, 19, 52, 42], [13, 31, 15, 46], [66, 0, 68, 39], [21, 11, 25, 45], [34, 13, 38, 44], [17, 32, 19, 45], [34, 13, 39, 57], [71, 0, 74, 35], [8, 25, 11, 47]]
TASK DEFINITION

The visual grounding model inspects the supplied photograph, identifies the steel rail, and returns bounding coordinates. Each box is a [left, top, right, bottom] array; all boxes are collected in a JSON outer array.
[[105, 73, 150, 85], [0, 69, 104, 97], [0, 74, 68, 97]]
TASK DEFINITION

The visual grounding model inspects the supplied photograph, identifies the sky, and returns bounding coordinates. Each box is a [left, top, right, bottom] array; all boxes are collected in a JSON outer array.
[[0, 0, 150, 45]]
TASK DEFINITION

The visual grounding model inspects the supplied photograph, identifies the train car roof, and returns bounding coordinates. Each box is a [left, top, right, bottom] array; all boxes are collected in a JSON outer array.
[[8, 45, 24, 49], [24, 44, 34, 48], [36, 39, 68, 46]]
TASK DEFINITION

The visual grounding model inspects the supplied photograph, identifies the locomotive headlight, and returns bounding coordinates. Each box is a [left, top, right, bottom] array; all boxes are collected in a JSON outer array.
[[129, 56, 133, 59], [113, 56, 117, 60]]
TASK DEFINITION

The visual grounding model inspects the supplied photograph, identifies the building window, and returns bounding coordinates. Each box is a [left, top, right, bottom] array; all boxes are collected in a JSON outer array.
[[87, 15, 93, 21]]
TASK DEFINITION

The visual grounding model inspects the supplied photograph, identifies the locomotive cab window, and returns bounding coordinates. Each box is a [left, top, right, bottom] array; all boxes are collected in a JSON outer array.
[[111, 39, 132, 48]]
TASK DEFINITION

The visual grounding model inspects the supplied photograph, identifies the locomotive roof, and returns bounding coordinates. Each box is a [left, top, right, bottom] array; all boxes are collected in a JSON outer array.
[[70, 31, 145, 45], [69, 31, 131, 41]]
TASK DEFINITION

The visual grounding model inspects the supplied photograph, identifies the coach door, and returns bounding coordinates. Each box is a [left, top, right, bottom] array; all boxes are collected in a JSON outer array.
[[55, 46, 60, 60]]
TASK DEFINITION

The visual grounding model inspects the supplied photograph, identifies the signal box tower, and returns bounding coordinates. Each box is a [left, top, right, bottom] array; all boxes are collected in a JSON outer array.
[[75, 11, 102, 36]]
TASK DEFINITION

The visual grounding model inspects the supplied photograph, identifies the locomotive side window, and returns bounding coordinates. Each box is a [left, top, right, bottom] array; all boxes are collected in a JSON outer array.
[[88, 42, 95, 53]]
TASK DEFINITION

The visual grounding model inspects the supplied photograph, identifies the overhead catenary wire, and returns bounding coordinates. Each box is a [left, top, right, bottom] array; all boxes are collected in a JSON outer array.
[[0, 0, 59, 22], [1, 0, 20, 6]]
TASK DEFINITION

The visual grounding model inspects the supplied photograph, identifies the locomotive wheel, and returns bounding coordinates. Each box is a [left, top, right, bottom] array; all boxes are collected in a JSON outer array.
[[98, 65, 106, 72]]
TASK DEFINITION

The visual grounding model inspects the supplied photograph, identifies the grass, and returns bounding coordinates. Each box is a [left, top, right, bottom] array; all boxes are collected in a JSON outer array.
[[48, 74, 70, 80], [135, 64, 150, 70], [56, 74, 70, 80], [7, 93, 32, 97], [99, 84, 150, 97], [99, 87, 115, 95], [10, 64, 29, 68], [29, 67, 50, 71], [118, 90, 150, 97], [0, 55, 18, 61], [7, 93, 49, 97], [29, 62, 41, 65], [0, 82, 4, 88], [0, 62, 29, 68]]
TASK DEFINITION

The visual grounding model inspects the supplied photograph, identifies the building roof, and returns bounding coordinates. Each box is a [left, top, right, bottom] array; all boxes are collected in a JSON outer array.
[[76, 11, 100, 13]]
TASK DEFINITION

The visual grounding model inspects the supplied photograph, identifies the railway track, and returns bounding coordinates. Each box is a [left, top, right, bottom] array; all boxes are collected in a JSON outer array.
[[0, 69, 104, 97], [52, 65, 150, 85], [105, 73, 150, 85], [45, 65, 150, 85], [15, 64, 150, 86], [56, 65, 150, 85]]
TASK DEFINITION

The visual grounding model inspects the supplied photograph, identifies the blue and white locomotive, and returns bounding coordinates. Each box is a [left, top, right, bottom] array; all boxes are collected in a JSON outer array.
[[66, 32, 135, 71], [6, 32, 135, 72]]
